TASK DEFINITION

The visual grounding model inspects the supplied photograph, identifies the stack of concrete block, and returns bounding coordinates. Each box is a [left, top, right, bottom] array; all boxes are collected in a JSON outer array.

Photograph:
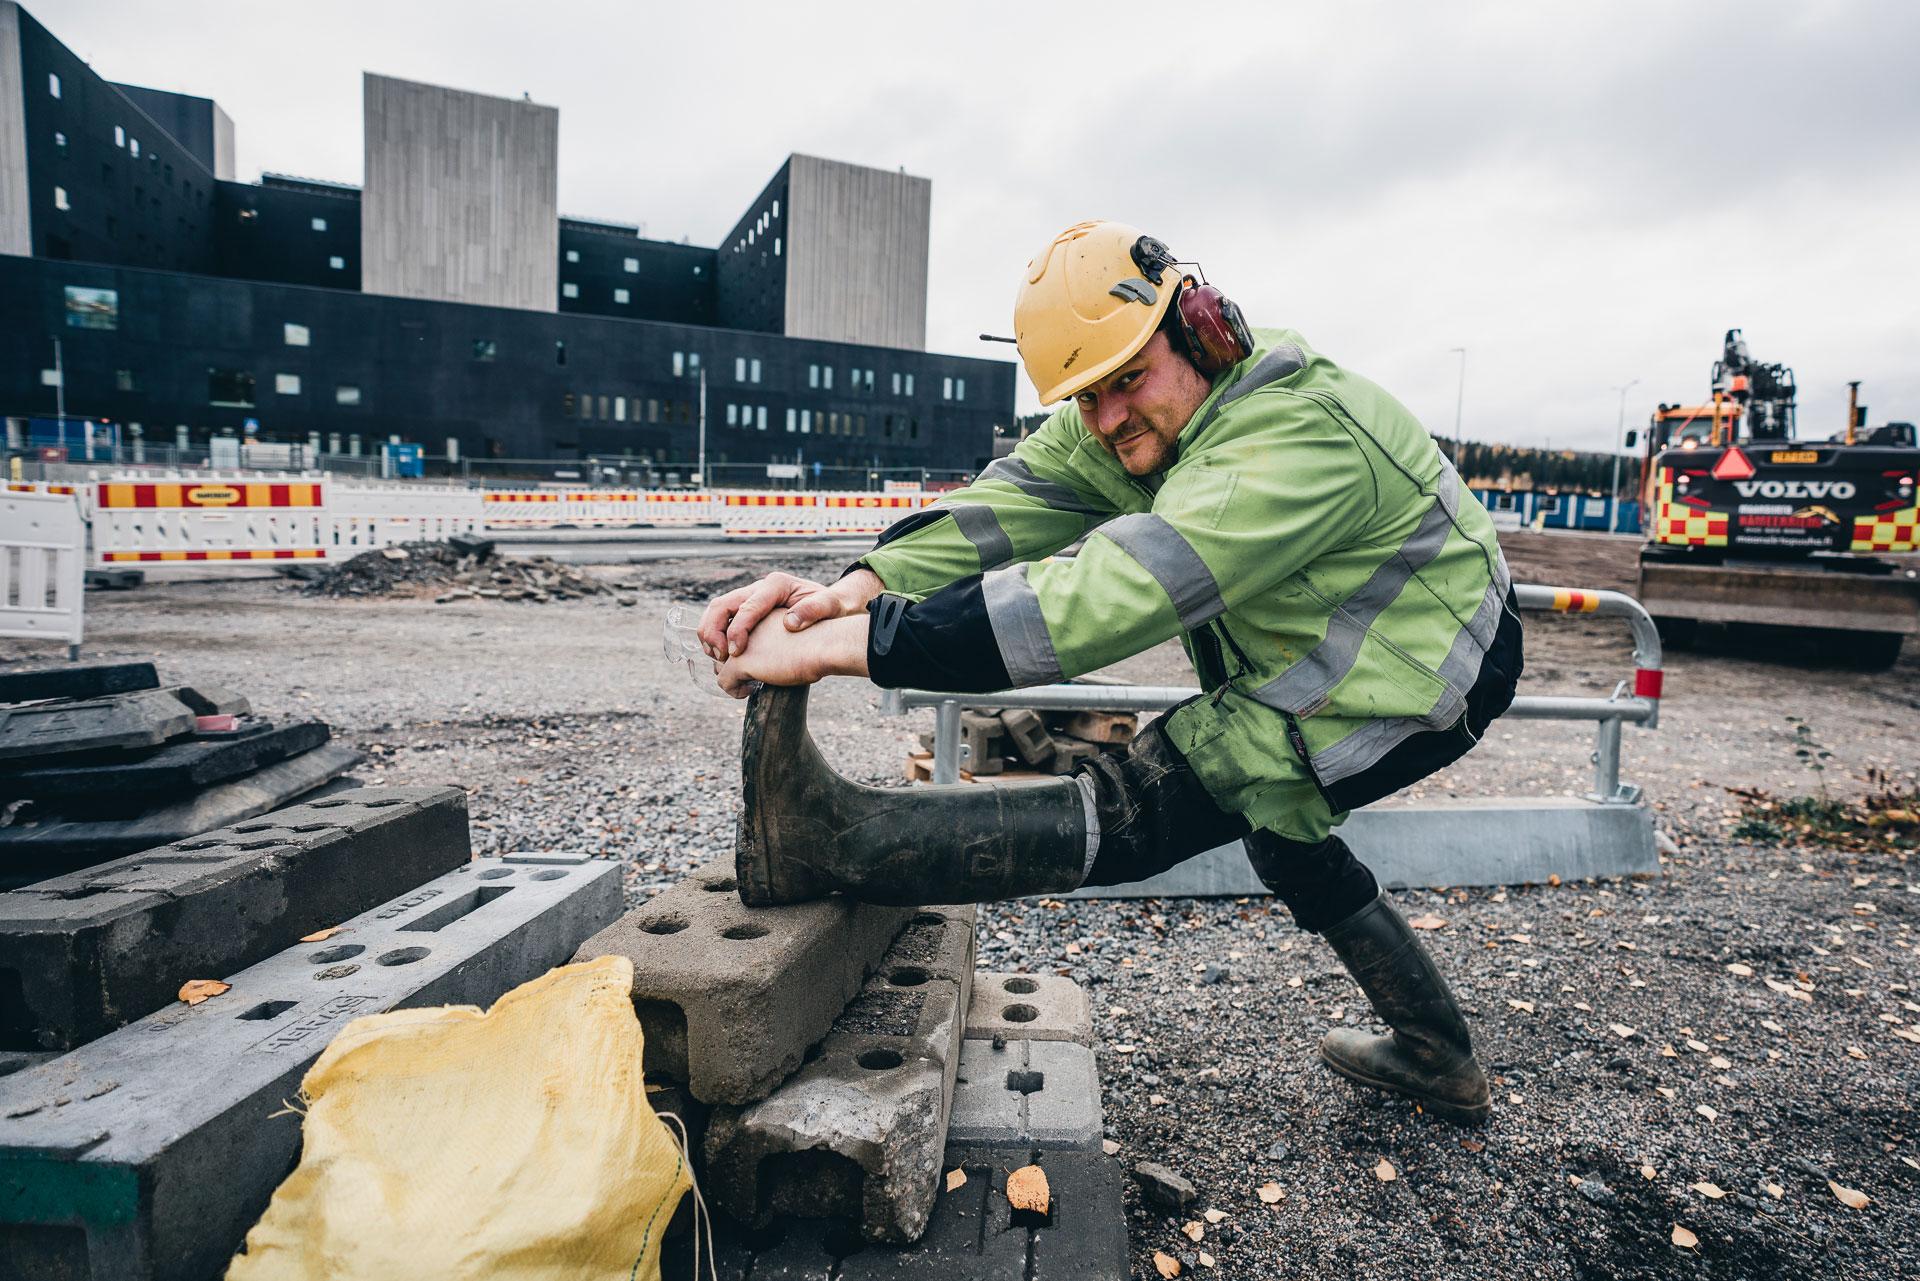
[[914, 705, 1137, 778], [0, 850, 623, 1280], [0, 662, 364, 884], [578, 859, 1127, 1272]]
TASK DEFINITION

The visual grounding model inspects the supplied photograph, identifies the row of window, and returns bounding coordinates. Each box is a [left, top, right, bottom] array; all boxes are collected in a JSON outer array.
[[561, 391, 921, 441], [733, 200, 782, 254], [203, 368, 362, 408]]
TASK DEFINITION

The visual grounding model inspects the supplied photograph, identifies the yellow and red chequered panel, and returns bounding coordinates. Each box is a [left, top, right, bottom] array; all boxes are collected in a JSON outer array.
[[1652, 468, 1728, 547], [98, 481, 322, 509], [1851, 505, 1918, 553]]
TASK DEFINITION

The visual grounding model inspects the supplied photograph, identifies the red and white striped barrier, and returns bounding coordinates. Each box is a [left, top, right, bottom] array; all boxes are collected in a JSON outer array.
[[328, 485, 485, 556], [819, 491, 934, 535], [721, 492, 824, 537], [92, 479, 331, 564]]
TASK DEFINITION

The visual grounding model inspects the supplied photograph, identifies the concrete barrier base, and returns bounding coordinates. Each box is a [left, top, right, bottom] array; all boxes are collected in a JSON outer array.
[[1067, 797, 1659, 899]]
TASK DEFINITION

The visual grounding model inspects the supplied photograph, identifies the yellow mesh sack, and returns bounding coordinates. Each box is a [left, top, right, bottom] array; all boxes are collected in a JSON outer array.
[[228, 955, 692, 1281]]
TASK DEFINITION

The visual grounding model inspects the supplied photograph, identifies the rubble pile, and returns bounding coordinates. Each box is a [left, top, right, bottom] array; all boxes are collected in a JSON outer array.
[[913, 704, 1139, 778], [300, 539, 637, 605]]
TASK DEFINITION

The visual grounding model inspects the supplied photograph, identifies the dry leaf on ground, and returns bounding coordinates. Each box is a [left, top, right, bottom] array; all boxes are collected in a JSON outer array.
[[945, 1168, 967, 1193], [1374, 1158, 1398, 1182], [1829, 1181, 1871, 1209], [1006, 1165, 1050, 1214], [1154, 1249, 1182, 1278], [299, 926, 343, 943], [178, 979, 230, 1006], [1203, 1208, 1228, 1224], [1610, 1023, 1638, 1039], [1182, 1221, 1204, 1242], [1640, 1165, 1656, 1180], [1198, 1251, 1216, 1268], [1691, 1182, 1725, 1199], [1696, 1104, 1720, 1121], [1408, 915, 1448, 930], [1257, 1181, 1284, 1204], [1672, 1225, 1699, 1249], [1507, 999, 1535, 1014], [1726, 963, 1754, 976], [1102, 1139, 1121, 1156]]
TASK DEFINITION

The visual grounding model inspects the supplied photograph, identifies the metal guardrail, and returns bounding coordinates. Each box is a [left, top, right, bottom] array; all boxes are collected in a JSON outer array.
[[880, 582, 1664, 805]]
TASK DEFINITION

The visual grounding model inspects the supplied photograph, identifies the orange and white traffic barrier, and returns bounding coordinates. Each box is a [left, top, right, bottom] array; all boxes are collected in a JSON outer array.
[[820, 491, 928, 535], [642, 490, 718, 526], [720, 492, 824, 537], [328, 485, 485, 555], [92, 479, 329, 564]]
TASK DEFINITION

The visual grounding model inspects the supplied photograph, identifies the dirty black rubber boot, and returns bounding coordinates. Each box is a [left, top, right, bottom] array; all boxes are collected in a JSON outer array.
[[1317, 891, 1493, 1125], [735, 684, 1090, 908]]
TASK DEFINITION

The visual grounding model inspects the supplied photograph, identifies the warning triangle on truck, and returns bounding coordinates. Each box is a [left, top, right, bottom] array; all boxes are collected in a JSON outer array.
[[1710, 446, 1757, 481]]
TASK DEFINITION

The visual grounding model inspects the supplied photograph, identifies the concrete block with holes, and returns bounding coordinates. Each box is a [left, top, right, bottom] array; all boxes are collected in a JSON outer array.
[[570, 860, 914, 1105], [965, 971, 1092, 1045], [0, 852, 620, 1281], [703, 905, 977, 1245], [0, 786, 469, 1051], [947, 1037, 1105, 1151]]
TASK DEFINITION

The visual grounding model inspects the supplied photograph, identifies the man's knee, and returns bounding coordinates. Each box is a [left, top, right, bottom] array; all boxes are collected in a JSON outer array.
[[1076, 717, 1249, 888], [1245, 831, 1379, 932]]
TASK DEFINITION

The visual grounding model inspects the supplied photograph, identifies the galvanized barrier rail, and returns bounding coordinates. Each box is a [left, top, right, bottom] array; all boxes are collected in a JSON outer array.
[[881, 582, 1664, 803]]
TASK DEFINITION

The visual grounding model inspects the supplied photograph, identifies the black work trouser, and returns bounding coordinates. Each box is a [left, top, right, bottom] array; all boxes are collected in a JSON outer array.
[[1073, 594, 1524, 933]]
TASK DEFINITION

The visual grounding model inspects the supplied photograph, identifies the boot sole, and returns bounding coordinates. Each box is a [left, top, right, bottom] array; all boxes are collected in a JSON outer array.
[[1319, 1049, 1493, 1126]]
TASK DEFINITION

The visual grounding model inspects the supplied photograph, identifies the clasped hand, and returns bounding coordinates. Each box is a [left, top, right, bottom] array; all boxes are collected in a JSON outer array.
[[695, 569, 885, 697]]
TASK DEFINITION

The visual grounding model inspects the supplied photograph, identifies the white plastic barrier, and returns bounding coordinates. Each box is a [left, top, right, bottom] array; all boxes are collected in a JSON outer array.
[[0, 489, 86, 656], [482, 490, 570, 527], [819, 491, 932, 535], [91, 477, 330, 565], [720, 492, 825, 536], [642, 490, 718, 526], [482, 488, 718, 529], [328, 485, 484, 555]]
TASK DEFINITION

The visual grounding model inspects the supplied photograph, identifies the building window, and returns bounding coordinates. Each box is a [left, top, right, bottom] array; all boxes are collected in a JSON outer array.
[[129, 138, 140, 158], [785, 408, 797, 433], [336, 385, 361, 405], [956, 378, 966, 401], [562, 282, 579, 299], [772, 199, 780, 218], [735, 356, 747, 382], [614, 287, 630, 304], [674, 352, 686, 377], [774, 237, 781, 257], [275, 373, 302, 396], [943, 376, 953, 400], [473, 339, 496, 362], [41, 368, 61, 387], [49, 72, 61, 99], [809, 364, 820, 389], [311, 216, 327, 232], [53, 130, 66, 154], [566, 249, 580, 263], [209, 369, 256, 407], [555, 341, 567, 366], [561, 392, 575, 417], [891, 372, 901, 395], [284, 323, 311, 347], [614, 396, 627, 422], [579, 393, 594, 421], [623, 257, 638, 273], [53, 186, 69, 211], [800, 410, 812, 434], [750, 358, 762, 383], [757, 407, 767, 430], [906, 374, 916, 396], [726, 403, 739, 426], [328, 255, 345, 270], [647, 398, 659, 423], [63, 286, 117, 329], [598, 395, 610, 420], [115, 369, 137, 391]]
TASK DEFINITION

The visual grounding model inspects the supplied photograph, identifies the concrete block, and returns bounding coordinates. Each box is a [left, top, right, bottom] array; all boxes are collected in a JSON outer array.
[[1065, 797, 1661, 898], [168, 684, 251, 719], [571, 861, 913, 1105], [0, 785, 469, 1051], [999, 707, 1056, 767], [965, 971, 1091, 1045], [704, 906, 976, 1245], [948, 1038, 1104, 1151], [83, 568, 144, 591], [0, 688, 195, 762], [0, 662, 157, 705], [1, 720, 331, 804], [0, 853, 621, 1281], [663, 1147, 1128, 1280], [0, 742, 365, 883]]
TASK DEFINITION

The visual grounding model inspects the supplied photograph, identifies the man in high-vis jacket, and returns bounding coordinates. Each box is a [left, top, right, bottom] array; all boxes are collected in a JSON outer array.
[[698, 220, 1523, 1124]]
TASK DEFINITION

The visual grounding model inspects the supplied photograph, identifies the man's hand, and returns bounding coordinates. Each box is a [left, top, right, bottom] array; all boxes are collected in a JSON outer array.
[[698, 568, 886, 661], [715, 613, 871, 697]]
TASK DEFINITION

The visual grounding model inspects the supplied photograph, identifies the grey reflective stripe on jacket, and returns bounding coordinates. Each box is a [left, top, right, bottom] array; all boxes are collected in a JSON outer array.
[[977, 456, 1105, 516], [981, 563, 1063, 687], [1253, 462, 1465, 717], [1097, 513, 1226, 632]]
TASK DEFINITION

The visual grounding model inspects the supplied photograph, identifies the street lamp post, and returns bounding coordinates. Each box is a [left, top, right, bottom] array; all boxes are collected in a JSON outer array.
[[1448, 347, 1466, 464], [1609, 378, 1639, 534], [696, 364, 708, 489]]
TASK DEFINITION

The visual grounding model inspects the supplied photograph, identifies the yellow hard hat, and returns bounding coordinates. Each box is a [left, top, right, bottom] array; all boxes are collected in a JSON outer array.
[[1014, 220, 1180, 406]]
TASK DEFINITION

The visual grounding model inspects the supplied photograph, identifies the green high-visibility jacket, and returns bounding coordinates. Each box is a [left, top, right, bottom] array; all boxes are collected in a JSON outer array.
[[861, 328, 1512, 841]]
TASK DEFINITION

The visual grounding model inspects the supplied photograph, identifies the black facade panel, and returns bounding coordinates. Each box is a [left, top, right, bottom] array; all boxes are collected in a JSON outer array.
[[215, 180, 362, 290], [2, 257, 1016, 472], [713, 160, 787, 335], [16, 10, 217, 274], [557, 222, 716, 326], [108, 84, 220, 176]]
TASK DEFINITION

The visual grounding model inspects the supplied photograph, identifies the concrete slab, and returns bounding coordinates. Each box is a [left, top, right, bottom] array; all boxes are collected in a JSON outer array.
[[1, 720, 331, 803], [948, 1038, 1105, 1151], [0, 785, 469, 1050], [0, 853, 621, 1281], [0, 742, 365, 883], [0, 688, 195, 762], [571, 861, 913, 1105], [704, 906, 977, 1245], [168, 684, 251, 719], [663, 1147, 1129, 1280], [965, 972, 1092, 1045], [1067, 797, 1660, 898], [0, 662, 158, 705]]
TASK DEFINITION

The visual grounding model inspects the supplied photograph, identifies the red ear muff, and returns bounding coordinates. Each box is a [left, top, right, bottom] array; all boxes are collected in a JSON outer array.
[[1174, 280, 1255, 374]]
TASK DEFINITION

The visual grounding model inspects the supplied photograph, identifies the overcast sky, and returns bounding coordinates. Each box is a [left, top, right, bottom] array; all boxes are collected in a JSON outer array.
[[38, 0, 1920, 451]]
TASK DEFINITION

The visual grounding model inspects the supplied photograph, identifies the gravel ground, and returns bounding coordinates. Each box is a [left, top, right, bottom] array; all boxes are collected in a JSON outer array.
[[4, 532, 1915, 1279]]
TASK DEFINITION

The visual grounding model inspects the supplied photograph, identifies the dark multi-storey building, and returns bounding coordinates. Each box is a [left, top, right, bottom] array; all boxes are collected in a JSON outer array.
[[0, 2, 1013, 478]]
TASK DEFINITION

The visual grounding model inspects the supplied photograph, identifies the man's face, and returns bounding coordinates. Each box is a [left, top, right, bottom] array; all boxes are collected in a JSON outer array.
[[1072, 330, 1214, 476]]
